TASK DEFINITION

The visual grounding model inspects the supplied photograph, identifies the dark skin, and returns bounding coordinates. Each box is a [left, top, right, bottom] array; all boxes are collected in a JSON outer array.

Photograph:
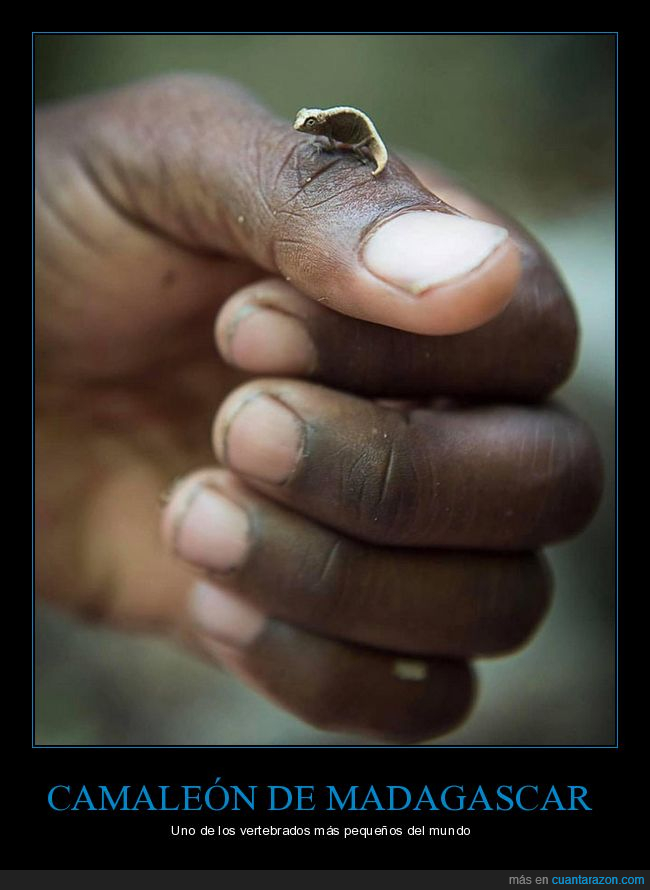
[[36, 75, 603, 742]]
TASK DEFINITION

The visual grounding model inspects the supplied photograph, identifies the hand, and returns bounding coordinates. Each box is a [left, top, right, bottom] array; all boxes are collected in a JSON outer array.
[[36, 75, 602, 742]]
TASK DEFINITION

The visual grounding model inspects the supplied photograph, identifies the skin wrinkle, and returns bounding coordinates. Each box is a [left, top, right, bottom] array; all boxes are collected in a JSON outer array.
[[273, 238, 309, 257], [274, 205, 322, 222], [104, 150, 158, 236], [107, 82, 274, 260], [36, 177, 105, 255], [296, 152, 341, 187], [316, 539, 344, 599], [384, 444, 415, 535], [35, 237, 80, 295], [262, 135, 454, 307], [270, 135, 302, 191], [303, 537, 349, 621], [289, 177, 377, 213], [308, 535, 360, 639], [248, 394, 601, 551], [73, 146, 215, 259], [354, 474, 368, 524], [271, 151, 344, 210], [362, 411, 408, 528], [162, 146, 221, 249], [377, 439, 398, 509], [253, 135, 282, 233], [169, 467, 553, 660]]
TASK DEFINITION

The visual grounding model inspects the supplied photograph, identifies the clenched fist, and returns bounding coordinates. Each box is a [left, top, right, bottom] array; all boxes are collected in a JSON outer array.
[[36, 75, 602, 742]]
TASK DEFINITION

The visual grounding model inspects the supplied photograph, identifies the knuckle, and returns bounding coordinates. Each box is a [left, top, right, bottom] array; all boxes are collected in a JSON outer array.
[[342, 421, 428, 545]]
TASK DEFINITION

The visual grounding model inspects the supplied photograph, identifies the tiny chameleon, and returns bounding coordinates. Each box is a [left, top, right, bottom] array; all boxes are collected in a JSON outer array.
[[293, 106, 388, 176]]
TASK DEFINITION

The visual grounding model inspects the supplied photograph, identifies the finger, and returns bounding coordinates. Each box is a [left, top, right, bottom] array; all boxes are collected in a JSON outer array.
[[67, 74, 521, 335], [215, 273, 576, 400], [162, 470, 551, 659], [212, 381, 603, 550], [187, 582, 474, 742]]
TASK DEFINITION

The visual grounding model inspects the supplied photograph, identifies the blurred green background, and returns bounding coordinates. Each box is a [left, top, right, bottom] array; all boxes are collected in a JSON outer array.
[[35, 34, 614, 216], [35, 33, 615, 745]]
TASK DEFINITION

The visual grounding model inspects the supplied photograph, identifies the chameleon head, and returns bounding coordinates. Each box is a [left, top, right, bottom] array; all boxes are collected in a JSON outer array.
[[293, 108, 327, 134]]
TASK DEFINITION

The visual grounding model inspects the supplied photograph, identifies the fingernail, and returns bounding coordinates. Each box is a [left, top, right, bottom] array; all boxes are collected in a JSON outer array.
[[173, 485, 250, 572], [222, 395, 304, 485], [363, 211, 509, 294], [190, 581, 265, 648], [227, 306, 317, 374]]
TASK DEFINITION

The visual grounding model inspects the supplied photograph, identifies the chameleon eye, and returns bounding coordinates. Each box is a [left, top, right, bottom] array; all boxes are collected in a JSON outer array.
[[304, 117, 317, 128]]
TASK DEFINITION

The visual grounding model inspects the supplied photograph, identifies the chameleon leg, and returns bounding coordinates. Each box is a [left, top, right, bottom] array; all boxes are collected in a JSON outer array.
[[310, 136, 337, 160], [317, 136, 337, 152], [352, 142, 372, 165]]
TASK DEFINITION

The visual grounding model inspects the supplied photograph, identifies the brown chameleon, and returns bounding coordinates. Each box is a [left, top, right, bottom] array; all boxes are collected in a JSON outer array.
[[293, 106, 388, 176]]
